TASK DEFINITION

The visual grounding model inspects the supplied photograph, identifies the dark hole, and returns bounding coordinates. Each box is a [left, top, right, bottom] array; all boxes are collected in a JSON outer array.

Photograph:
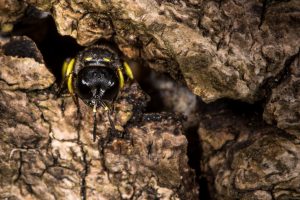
[[11, 6, 83, 82]]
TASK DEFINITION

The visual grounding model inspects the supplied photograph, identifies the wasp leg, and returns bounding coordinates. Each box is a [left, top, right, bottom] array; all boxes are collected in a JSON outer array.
[[101, 102, 116, 132], [56, 58, 76, 97], [107, 110, 116, 133], [100, 102, 120, 142], [71, 94, 80, 117], [104, 102, 131, 142], [92, 104, 98, 142], [110, 100, 116, 114], [56, 75, 67, 98], [63, 59, 82, 133], [66, 59, 76, 94], [71, 94, 81, 120], [123, 61, 134, 80], [117, 67, 125, 89], [60, 98, 66, 116]]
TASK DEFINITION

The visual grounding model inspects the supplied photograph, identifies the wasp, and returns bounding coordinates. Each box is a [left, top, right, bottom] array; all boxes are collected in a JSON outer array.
[[59, 45, 134, 142]]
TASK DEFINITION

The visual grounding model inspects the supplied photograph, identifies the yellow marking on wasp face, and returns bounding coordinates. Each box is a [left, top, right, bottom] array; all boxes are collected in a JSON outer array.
[[117, 67, 124, 89], [84, 57, 93, 61], [103, 57, 111, 62], [123, 61, 134, 80]]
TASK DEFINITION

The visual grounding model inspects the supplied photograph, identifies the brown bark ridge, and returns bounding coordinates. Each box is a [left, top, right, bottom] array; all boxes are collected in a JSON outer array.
[[264, 52, 300, 136], [1, 1, 300, 199], [2, 0, 299, 134], [0, 0, 26, 31], [3, 0, 300, 103], [198, 103, 300, 200], [0, 36, 198, 199]]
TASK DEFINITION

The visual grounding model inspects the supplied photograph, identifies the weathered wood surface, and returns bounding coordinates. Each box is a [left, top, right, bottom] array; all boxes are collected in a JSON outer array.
[[199, 102, 300, 199], [1, 1, 299, 199], [0, 36, 198, 200]]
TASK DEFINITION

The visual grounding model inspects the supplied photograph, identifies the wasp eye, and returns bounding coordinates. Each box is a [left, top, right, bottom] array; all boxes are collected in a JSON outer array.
[[76, 66, 119, 104], [76, 79, 93, 100]]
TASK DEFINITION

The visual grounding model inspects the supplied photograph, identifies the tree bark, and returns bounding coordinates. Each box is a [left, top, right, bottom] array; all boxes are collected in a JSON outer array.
[[0, 36, 198, 199], [198, 103, 300, 200], [1, 0, 299, 199]]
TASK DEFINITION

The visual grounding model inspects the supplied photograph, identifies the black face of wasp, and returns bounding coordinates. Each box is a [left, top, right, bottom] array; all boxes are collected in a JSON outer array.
[[75, 66, 119, 107], [60, 45, 134, 142]]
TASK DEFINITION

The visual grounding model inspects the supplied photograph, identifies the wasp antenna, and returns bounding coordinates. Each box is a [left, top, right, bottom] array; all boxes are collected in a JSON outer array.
[[56, 73, 68, 98], [101, 101, 110, 111], [55, 80, 65, 98], [92, 103, 97, 142], [100, 101, 115, 131]]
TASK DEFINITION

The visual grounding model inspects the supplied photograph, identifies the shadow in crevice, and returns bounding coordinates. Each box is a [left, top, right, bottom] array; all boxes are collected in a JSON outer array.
[[138, 69, 212, 199], [11, 7, 83, 81], [185, 125, 211, 200]]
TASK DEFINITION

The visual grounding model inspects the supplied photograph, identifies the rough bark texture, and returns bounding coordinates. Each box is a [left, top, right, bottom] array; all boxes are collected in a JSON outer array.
[[264, 52, 300, 136], [1, 1, 300, 199], [199, 104, 300, 200], [3, 0, 299, 103], [0, 37, 198, 199], [0, 0, 26, 27], [2, 0, 299, 133]]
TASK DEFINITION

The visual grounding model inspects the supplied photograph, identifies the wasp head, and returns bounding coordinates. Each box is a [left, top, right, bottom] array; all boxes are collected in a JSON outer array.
[[75, 66, 119, 108]]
